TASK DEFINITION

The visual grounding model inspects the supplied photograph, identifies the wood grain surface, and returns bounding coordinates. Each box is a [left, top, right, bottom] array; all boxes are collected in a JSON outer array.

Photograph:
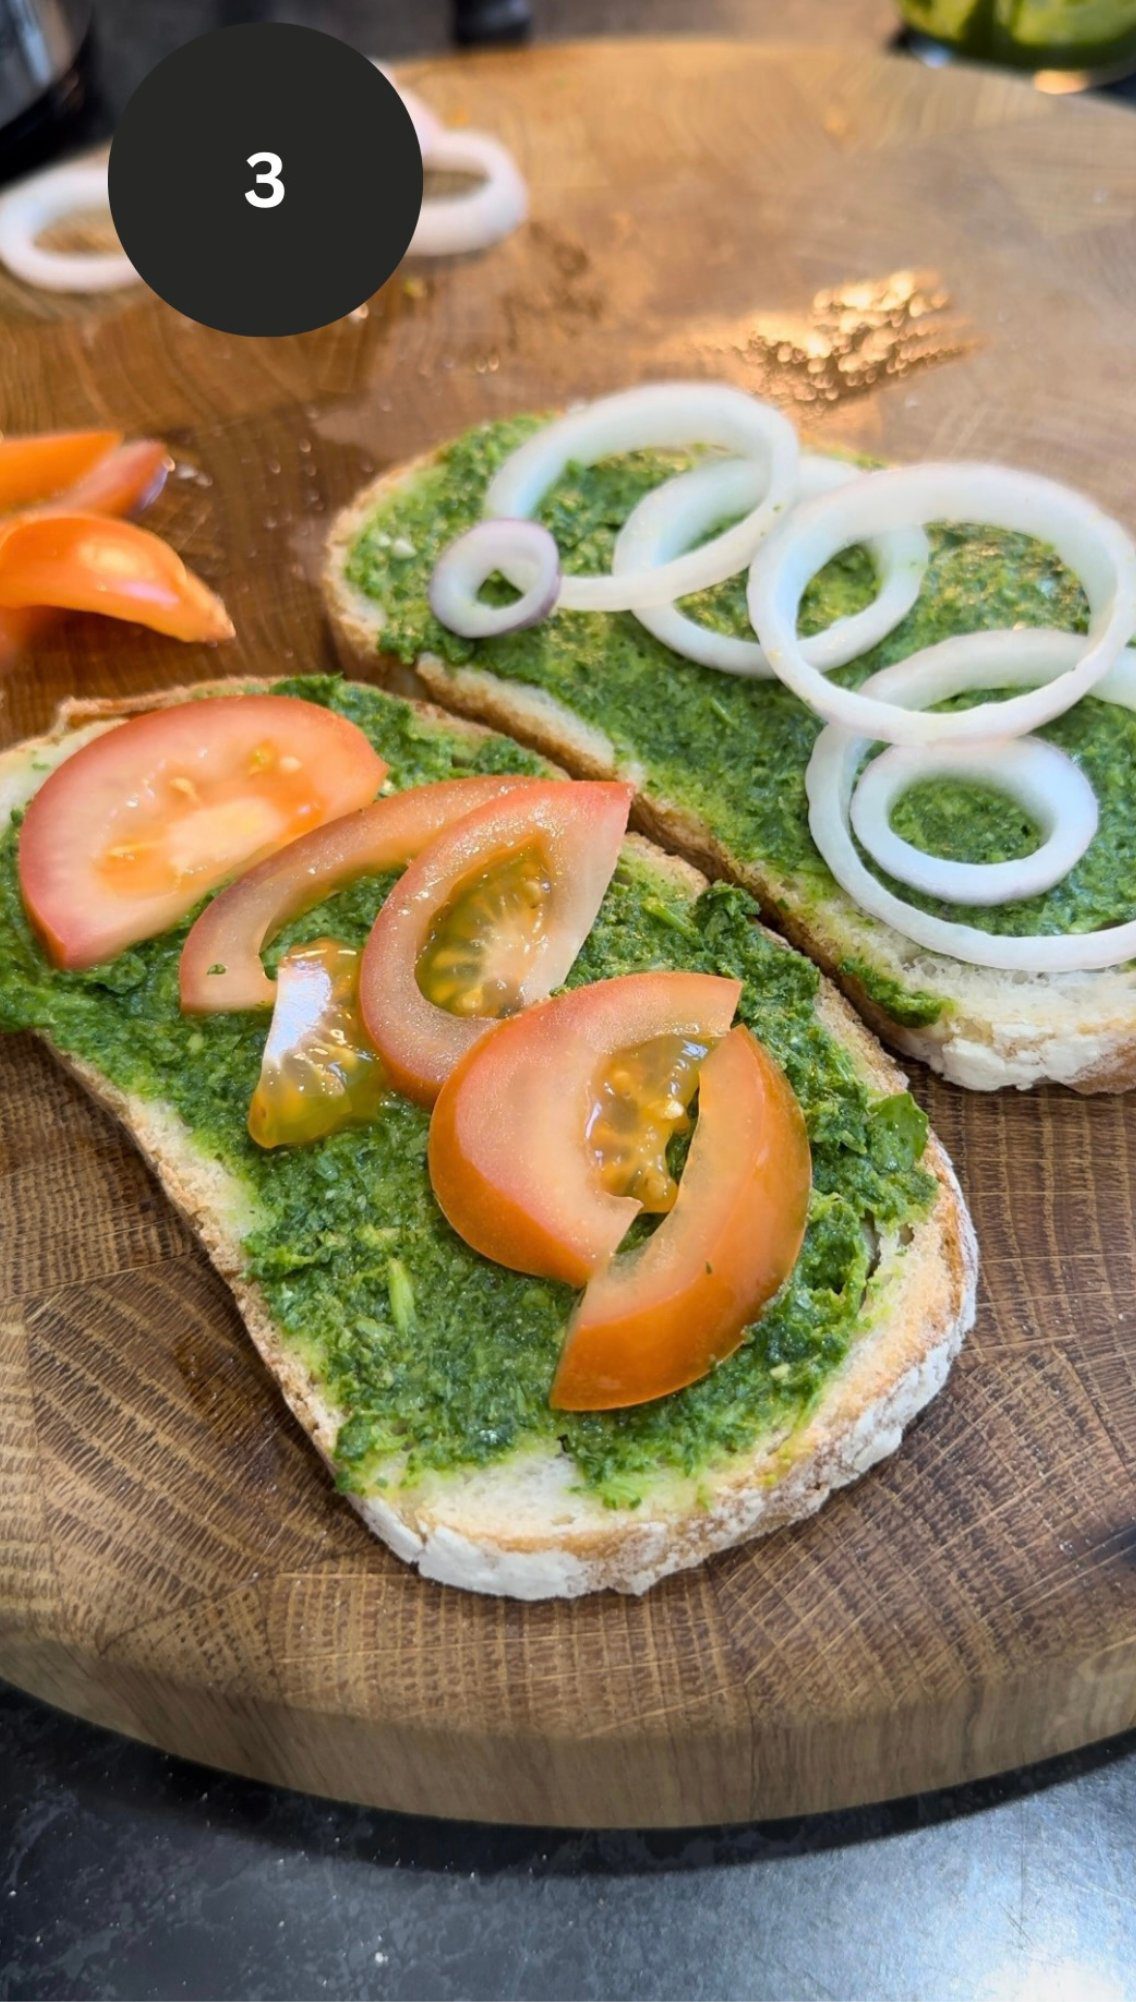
[[1, 42, 1135, 1828]]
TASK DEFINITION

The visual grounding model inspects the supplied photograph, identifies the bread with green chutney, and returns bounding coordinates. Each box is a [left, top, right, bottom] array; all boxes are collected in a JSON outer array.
[[324, 419, 1136, 1094], [0, 679, 975, 1598]]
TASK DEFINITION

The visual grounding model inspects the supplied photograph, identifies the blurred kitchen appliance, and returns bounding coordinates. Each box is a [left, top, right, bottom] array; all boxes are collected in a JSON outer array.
[[0, 0, 93, 179], [452, 0, 532, 44]]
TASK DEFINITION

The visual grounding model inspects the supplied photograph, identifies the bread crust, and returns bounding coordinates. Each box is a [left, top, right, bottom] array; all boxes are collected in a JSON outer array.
[[324, 449, 1136, 1095], [0, 683, 976, 1599]]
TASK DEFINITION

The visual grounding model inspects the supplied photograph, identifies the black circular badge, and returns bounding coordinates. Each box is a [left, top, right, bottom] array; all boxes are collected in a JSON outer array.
[[108, 24, 422, 338]]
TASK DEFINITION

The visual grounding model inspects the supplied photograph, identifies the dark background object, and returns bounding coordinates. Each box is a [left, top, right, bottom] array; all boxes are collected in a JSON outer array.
[[3, 1683, 1134, 2002], [453, 0, 533, 44], [0, 0, 96, 178]]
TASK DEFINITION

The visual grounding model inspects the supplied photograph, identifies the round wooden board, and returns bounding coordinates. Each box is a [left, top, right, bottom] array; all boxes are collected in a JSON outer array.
[[2, 41, 1136, 1829]]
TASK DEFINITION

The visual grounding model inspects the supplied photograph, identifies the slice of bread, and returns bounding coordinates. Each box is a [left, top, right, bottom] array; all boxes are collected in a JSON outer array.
[[324, 449, 1136, 1095], [0, 683, 976, 1599]]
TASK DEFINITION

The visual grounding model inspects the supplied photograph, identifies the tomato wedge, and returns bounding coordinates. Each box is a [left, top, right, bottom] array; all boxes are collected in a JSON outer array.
[[0, 513, 232, 642], [248, 939, 388, 1149], [360, 780, 633, 1107], [180, 775, 548, 1012], [19, 696, 387, 969], [429, 971, 742, 1286], [62, 438, 170, 516], [0, 438, 170, 671], [0, 431, 121, 511], [552, 1025, 812, 1410]]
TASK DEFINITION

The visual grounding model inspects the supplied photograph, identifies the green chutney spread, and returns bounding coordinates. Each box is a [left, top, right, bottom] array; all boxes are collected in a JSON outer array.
[[0, 677, 934, 1505], [345, 417, 1136, 1026]]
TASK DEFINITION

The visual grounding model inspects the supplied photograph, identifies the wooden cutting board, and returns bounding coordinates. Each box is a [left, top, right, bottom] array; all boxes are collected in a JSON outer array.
[[2, 41, 1135, 1829]]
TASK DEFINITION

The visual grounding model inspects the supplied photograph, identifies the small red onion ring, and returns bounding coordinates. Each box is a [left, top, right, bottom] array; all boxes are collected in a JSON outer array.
[[749, 462, 1136, 747], [485, 384, 800, 614], [611, 453, 928, 674], [429, 519, 560, 638]]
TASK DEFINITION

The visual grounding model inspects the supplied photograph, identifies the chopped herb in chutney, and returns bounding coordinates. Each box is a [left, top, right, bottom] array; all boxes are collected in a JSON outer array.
[[345, 417, 1136, 1021], [0, 677, 934, 1505]]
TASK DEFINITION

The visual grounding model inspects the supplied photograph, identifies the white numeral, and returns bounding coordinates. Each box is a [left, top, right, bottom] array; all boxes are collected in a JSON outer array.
[[245, 151, 284, 209]]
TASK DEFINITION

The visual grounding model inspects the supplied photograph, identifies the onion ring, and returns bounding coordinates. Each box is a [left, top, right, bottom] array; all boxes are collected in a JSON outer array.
[[411, 128, 528, 258], [429, 519, 560, 638], [807, 629, 1136, 971], [749, 462, 1136, 746], [611, 453, 928, 675], [0, 160, 136, 294], [485, 384, 800, 614], [850, 738, 1098, 907], [372, 62, 444, 152]]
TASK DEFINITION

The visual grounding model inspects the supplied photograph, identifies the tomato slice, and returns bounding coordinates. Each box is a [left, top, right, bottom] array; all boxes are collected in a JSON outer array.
[[62, 438, 170, 516], [360, 780, 633, 1107], [0, 439, 171, 672], [0, 431, 122, 511], [19, 695, 387, 969], [0, 513, 232, 642], [552, 1025, 812, 1410], [180, 774, 548, 1012], [248, 939, 387, 1149], [428, 971, 742, 1286]]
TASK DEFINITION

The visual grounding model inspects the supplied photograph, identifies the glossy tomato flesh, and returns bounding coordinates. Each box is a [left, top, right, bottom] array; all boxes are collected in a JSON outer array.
[[361, 780, 633, 1107], [0, 438, 171, 671], [248, 938, 387, 1149], [180, 775, 548, 1013], [19, 695, 387, 968], [552, 1026, 812, 1410], [0, 513, 232, 642], [0, 431, 121, 511], [428, 971, 742, 1286]]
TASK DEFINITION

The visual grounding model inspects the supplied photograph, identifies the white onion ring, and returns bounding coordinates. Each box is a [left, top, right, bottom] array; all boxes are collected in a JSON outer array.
[[372, 62, 444, 152], [611, 453, 928, 675], [807, 629, 1136, 972], [850, 738, 1098, 906], [372, 60, 525, 256], [749, 462, 1136, 747], [0, 159, 136, 294], [485, 384, 800, 614], [429, 519, 559, 638], [411, 128, 528, 258]]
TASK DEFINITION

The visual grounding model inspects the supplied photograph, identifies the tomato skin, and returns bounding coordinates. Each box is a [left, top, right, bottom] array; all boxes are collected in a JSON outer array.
[[180, 775, 549, 1013], [0, 513, 232, 642], [428, 971, 742, 1286], [0, 438, 170, 671], [62, 439, 170, 516], [551, 1027, 812, 1411], [19, 695, 387, 969], [0, 431, 121, 511], [361, 781, 634, 1108]]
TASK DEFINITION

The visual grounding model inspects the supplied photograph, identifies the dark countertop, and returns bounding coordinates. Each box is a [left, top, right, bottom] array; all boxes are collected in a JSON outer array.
[[3, 4, 1136, 1999], [4, 1682, 1135, 2002]]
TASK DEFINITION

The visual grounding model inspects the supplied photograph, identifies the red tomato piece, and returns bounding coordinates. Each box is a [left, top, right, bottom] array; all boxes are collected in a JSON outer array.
[[62, 438, 170, 516], [19, 695, 387, 969], [180, 774, 549, 1012], [0, 430, 121, 511], [552, 1025, 812, 1410], [0, 438, 171, 672], [360, 780, 634, 1107], [0, 513, 233, 642], [428, 971, 743, 1286], [247, 939, 388, 1150]]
